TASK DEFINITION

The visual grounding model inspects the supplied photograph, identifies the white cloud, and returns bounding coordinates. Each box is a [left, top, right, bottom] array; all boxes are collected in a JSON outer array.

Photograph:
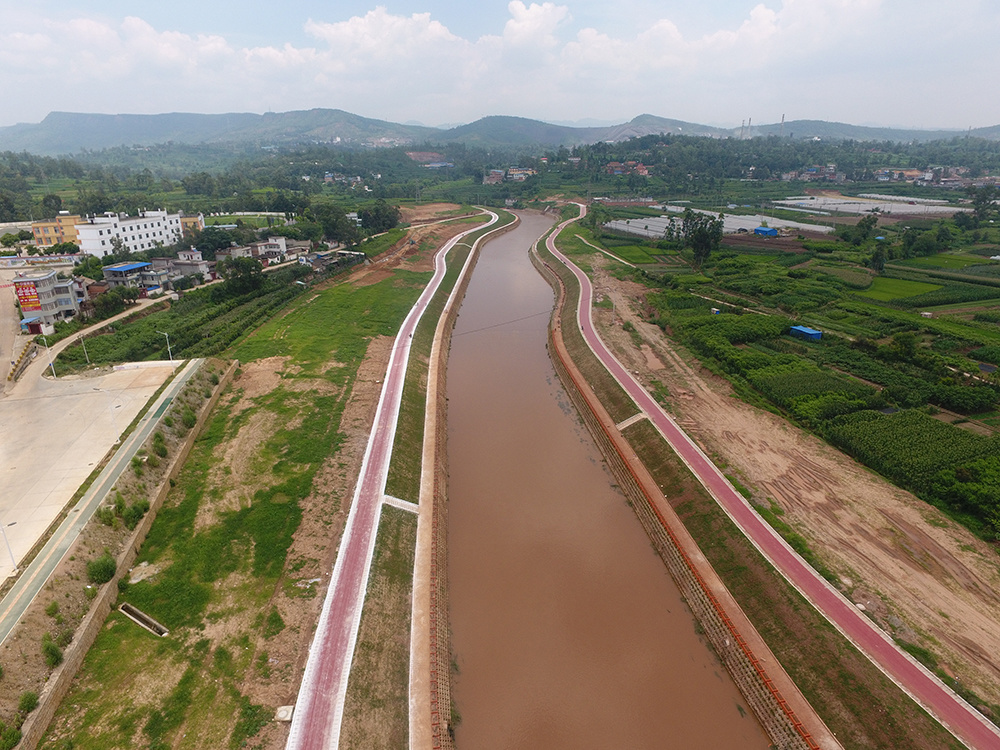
[[0, 1, 998, 130]]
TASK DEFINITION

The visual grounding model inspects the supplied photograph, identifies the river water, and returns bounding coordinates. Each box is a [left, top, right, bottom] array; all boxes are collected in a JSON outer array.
[[446, 212, 769, 748]]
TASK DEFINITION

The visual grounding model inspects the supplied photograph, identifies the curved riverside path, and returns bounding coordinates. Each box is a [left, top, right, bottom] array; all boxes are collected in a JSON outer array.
[[286, 212, 499, 750], [545, 206, 1000, 750]]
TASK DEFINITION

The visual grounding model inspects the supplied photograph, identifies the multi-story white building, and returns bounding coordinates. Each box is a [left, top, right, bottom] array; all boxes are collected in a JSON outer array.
[[76, 210, 201, 258]]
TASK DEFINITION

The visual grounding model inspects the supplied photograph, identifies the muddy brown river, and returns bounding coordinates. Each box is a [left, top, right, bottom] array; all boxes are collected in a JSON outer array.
[[446, 212, 770, 748]]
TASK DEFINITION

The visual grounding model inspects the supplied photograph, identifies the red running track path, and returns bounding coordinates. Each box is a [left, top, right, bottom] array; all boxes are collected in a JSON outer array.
[[286, 213, 498, 750], [546, 207, 1000, 750]]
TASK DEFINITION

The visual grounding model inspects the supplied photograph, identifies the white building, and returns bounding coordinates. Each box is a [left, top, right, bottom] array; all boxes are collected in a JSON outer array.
[[76, 210, 190, 258]]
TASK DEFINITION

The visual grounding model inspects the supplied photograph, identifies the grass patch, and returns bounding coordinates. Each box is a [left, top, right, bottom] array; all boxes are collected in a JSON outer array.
[[858, 277, 942, 301], [340, 506, 417, 747]]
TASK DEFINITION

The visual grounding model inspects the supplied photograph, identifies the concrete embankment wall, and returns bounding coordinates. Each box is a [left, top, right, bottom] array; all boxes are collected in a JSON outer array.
[[531, 246, 828, 750], [17, 359, 238, 749]]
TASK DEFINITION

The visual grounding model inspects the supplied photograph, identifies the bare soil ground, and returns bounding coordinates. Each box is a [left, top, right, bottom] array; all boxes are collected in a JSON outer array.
[[590, 255, 1000, 707]]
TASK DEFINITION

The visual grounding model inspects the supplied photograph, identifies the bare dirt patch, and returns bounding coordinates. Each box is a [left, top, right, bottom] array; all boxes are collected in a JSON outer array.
[[399, 202, 463, 225], [592, 254, 1000, 706]]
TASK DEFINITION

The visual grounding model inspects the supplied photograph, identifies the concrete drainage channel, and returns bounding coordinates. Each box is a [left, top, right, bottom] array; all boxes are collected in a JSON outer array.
[[119, 602, 169, 637]]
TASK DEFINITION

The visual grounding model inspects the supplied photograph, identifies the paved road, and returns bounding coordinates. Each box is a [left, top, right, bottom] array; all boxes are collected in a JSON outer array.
[[545, 206, 1000, 750], [286, 213, 499, 750], [0, 359, 202, 646]]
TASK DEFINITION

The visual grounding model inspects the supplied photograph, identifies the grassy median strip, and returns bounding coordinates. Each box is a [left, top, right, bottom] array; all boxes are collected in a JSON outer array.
[[537, 229, 637, 424], [385, 210, 515, 502], [340, 505, 417, 747]]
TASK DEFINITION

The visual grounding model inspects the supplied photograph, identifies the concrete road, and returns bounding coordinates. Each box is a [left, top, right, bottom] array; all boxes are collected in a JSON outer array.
[[0, 363, 177, 579], [546, 205, 1000, 750]]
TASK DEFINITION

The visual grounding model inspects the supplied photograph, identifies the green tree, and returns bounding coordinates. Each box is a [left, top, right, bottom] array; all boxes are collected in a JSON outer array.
[[217, 256, 264, 295], [967, 185, 998, 224], [869, 246, 887, 273], [681, 209, 723, 268], [40, 193, 62, 217]]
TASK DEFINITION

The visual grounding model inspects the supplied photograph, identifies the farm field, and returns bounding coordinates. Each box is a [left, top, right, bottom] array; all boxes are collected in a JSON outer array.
[[857, 277, 941, 301], [897, 254, 991, 270]]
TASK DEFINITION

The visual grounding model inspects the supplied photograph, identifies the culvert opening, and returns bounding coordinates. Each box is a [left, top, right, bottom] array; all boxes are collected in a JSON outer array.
[[119, 603, 169, 636]]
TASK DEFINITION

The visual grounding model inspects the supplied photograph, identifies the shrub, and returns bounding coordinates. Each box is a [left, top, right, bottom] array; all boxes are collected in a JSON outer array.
[[45, 601, 59, 618], [0, 722, 20, 750], [152, 432, 168, 458], [86, 552, 117, 584], [41, 633, 63, 668], [181, 407, 197, 430], [121, 499, 150, 530], [17, 691, 38, 715]]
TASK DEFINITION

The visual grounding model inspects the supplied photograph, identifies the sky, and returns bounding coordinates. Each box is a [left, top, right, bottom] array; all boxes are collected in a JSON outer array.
[[1, 1, 997, 131]]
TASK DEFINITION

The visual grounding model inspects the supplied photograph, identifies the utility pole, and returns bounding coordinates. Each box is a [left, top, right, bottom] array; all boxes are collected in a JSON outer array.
[[157, 331, 173, 361]]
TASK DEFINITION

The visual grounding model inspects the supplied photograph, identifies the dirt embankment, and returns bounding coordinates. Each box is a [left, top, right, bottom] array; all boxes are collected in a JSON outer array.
[[590, 256, 1000, 707]]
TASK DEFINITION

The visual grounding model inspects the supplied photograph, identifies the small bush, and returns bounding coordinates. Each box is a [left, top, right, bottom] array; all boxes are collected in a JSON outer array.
[[163, 415, 174, 428], [55, 628, 73, 648], [96, 507, 116, 527], [84, 585, 97, 601], [45, 601, 59, 618], [152, 432, 168, 458], [42, 633, 63, 668], [0, 721, 21, 750], [130, 455, 144, 476], [86, 552, 116, 584], [181, 407, 197, 430], [263, 608, 285, 639], [18, 691, 38, 715], [122, 498, 150, 530]]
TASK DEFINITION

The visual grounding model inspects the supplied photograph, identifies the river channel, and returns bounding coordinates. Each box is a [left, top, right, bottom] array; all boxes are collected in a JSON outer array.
[[445, 212, 769, 748]]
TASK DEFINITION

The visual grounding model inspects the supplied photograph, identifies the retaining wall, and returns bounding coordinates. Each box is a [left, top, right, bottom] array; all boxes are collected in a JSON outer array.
[[17, 359, 238, 749]]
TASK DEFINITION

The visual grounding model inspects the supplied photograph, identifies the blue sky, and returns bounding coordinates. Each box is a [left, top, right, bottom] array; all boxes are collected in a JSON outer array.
[[1, 1, 997, 131]]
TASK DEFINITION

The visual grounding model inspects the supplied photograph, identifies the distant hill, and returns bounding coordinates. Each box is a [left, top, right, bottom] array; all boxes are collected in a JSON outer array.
[[749, 119, 964, 142], [0, 109, 439, 155], [0, 108, 988, 156]]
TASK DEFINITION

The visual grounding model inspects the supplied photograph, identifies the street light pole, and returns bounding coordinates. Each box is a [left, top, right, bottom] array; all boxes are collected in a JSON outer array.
[[156, 331, 173, 361], [41, 334, 56, 378], [1, 522, 17, 574], [80, 333, 90, 365]]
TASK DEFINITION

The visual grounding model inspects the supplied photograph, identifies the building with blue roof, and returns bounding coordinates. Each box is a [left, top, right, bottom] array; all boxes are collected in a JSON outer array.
[[790, 325, 822, 341]]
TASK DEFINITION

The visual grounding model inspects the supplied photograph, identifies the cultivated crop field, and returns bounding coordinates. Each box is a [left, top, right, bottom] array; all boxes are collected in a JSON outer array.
[[857, 277, 941, 301]]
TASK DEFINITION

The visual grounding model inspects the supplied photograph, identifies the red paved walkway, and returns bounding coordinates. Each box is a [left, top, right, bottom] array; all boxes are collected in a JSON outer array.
[[546, 208, 1000, 750]]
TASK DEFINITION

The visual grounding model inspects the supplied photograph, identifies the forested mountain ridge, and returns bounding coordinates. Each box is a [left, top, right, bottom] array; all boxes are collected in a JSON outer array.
[[0, 109, 980, 156]]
